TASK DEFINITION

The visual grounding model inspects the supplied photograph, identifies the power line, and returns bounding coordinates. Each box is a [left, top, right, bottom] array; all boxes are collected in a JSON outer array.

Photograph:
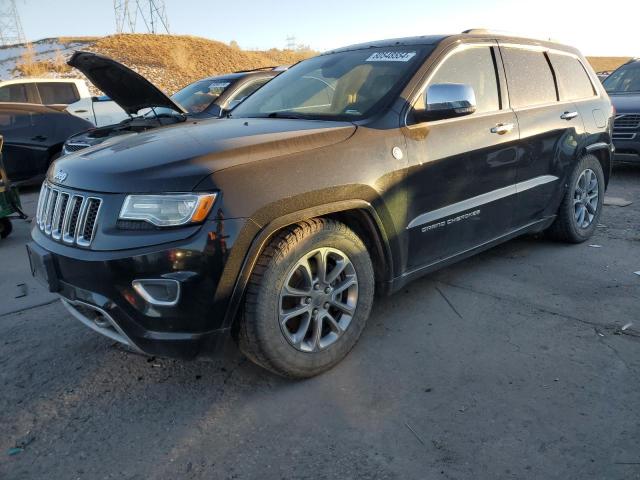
[[114, 0, 170, 34], [0, 0, 26, 46]]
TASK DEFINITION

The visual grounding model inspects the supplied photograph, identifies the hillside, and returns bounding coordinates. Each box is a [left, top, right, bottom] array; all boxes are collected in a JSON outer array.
[[0, 34, 632, 95], [2, 34, 315, 94], [586, 56, 632, 73]]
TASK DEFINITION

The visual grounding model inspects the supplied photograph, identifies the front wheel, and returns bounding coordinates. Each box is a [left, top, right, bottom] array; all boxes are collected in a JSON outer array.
[[547, 154, 605, 243], [238, 218, 375, 378]]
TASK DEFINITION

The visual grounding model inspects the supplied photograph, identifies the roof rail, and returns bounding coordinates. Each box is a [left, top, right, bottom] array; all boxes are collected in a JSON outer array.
[[233, 66, 279, 73], [462, 28, 508, 35]]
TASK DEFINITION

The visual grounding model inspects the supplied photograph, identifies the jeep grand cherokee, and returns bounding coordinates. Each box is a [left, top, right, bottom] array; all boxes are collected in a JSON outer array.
[[27, 30, 614, 378]]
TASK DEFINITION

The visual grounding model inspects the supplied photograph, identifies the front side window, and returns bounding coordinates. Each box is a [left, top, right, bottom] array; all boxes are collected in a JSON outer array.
[[417, 46, 500, 114], [0, 84, 28, 103], [603, 62, 640, 94], [231, 46, 432, 121], [37, 82, 79, 104], [501, 47, 557, 108], [172, 79, 232, 114], [226, 78, 270, 110], [549, 53, 595, 101]]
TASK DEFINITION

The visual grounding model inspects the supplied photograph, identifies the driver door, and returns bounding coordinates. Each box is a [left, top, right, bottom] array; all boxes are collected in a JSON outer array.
[[402, 43, 520, 271]]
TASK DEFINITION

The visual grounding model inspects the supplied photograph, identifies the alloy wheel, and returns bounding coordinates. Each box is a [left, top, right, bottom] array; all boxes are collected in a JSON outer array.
[[279, 247, 358, 353], [573, 168, 599, 229]]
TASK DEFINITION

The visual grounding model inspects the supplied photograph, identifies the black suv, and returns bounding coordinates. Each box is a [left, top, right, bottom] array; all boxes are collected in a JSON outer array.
[[62, 52, 282, 154], [27, 31, 613, 378], [603, 58, 640, 163]]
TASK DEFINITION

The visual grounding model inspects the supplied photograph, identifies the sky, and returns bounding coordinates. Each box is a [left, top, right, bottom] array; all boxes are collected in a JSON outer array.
[[15, 0, 639, 56]]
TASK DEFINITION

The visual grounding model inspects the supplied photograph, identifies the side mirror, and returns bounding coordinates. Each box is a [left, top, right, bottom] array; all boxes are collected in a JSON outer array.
[[414, 83, 477, 122]]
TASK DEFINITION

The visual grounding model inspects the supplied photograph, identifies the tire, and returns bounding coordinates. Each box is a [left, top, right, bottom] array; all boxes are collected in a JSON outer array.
[[547, 154, 605, 243], [238, 218, 375, 378], [0, 217, 12, 239]]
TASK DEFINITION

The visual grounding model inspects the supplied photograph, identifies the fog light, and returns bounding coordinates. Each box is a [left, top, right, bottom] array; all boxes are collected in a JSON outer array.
[[132, 279, 181, 306]]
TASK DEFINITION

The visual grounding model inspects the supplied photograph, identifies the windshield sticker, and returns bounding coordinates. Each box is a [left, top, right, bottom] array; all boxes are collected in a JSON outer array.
[[366, 51, 417, 62], [208, 82, 231, 89]]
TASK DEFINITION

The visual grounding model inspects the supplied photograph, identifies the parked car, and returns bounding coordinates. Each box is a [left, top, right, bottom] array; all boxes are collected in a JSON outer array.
[[602, 58, 640, 163], [65, 94, 129, 127], [0, 103, 93, 183], [27, 30, 613, 378], [0, 78, 90, 106], [62, 51, 283, 154]]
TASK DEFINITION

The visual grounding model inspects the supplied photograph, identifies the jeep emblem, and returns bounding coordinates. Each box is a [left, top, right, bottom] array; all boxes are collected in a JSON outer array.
[[53, 170, 68, 183]]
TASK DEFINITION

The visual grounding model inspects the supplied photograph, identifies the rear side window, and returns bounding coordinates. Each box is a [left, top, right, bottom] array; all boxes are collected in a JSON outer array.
[[0, 111, 31, 131], [0, 84, 28, 102], [501, 47, 557, 108], [422, 46, 500, 114], [549, 53, 596, 100], [36, 82, 80, 104]]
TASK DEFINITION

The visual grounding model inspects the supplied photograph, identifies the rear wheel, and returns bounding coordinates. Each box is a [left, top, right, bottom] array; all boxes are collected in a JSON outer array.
[[547, 154, 604, 243], [238, 218, 374, 378]]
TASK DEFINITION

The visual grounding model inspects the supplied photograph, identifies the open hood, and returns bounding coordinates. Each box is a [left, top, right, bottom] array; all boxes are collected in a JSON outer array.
[[68, 51, 186, 115]]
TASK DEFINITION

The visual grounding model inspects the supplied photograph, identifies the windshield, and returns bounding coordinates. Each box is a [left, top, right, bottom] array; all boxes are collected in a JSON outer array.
[[172, 79, 232, 113], [603, 62, 640, 93], [231, 46, 431, 121]]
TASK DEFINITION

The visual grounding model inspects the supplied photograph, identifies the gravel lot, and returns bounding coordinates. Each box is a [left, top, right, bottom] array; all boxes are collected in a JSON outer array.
[[1, 167, 639, 480]]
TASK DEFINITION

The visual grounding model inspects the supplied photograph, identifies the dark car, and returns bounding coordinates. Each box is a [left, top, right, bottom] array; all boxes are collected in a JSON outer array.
[[0, 103, 93, 183], [603, 58, 640, 163], [27, 31, 613, 378], [62, 52, 282, 154]]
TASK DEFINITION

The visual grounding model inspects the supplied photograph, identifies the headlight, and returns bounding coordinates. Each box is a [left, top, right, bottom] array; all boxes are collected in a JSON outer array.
[[119, 193, 217, 227]]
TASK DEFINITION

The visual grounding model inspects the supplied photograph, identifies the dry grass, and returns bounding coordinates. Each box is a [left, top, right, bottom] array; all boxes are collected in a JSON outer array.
[[14, 43, 71, 76], [86, 34, 316, 93], [587, 56, 632, 72]]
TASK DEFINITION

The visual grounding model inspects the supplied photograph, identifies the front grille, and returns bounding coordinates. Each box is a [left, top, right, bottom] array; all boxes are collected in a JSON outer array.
[[613, 132, 636, 141], [64, 143, 90, 153], [614, 114, 640, 130], [36, 182, 102, 247]]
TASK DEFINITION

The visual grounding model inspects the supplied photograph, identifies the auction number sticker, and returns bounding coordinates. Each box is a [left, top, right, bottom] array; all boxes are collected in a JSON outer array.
[[366, 51, 417, 62]]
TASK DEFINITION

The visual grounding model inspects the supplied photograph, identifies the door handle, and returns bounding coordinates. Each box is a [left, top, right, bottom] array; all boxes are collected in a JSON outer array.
[[560, 111, 579, 120], [490, 123, 514, 135], [30, 135, 47, 141], [73, 109, 88, 113]]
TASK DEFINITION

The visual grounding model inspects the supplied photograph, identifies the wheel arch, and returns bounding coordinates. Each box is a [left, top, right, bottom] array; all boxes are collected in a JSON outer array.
[[223, 200, 395, 332], [583, 142, 612, 188]]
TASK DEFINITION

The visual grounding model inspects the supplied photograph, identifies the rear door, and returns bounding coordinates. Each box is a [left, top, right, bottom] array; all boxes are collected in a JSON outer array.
[[499, 44, 584, 227], [402, 42, 520, 271], [0, 109, 48, 181]]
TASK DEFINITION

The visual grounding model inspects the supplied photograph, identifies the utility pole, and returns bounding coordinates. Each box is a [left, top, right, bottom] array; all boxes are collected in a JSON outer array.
[[113, 0, 170, 34], [0, 0, 26, 46]]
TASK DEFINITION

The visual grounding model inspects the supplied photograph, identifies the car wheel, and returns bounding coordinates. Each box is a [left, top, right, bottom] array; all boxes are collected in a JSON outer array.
[[0, 217, 12, 239], [547, 154, 605, 243], [238, 218, 374, 378]]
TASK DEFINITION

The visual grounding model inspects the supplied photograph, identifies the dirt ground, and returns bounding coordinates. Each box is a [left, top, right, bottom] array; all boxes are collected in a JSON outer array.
[[1, 166, 639, 480]]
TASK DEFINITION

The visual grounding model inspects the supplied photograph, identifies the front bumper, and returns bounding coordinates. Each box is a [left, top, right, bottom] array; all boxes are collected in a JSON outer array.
[[612, 136, 640, 163], [27, 216, 257, 359]]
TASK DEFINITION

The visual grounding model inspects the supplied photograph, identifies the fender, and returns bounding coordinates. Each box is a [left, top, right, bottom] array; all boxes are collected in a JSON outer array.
[[221, 199, 395, 329]]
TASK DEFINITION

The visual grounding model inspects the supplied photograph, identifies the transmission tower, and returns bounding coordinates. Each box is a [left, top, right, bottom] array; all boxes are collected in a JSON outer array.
[[113, 0, 170, 34], [285, 35, 296, 50], [0, 0, 26, 46]]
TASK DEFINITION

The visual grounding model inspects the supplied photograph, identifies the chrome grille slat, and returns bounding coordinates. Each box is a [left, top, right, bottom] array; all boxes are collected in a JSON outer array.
[[614, 114, 640, 130], [35, 181, 102, 248], [44, 189, 59, 235]]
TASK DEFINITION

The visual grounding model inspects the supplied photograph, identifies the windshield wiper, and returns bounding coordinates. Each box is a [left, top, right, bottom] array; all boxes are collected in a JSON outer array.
[[266, 111, 310, 119]]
